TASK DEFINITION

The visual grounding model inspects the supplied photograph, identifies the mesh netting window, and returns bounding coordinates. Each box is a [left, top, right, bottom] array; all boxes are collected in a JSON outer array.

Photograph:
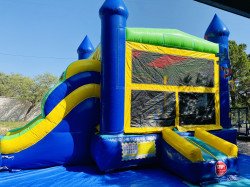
[[132, 50, 214, 87], [179, 93, 215, 125], [131, 90, 175, 127]]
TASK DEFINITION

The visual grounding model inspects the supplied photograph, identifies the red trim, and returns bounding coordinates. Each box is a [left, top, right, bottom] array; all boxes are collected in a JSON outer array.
[[147, 54, 189, 68], [132, 50, 143, 58]]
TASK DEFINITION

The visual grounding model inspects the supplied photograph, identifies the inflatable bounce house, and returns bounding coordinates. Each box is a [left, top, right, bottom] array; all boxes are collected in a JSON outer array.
[[1, 0, 249, 186]]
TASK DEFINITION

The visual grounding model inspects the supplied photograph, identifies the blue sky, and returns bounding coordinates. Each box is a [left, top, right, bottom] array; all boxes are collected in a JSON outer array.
[[0, 0, 249, 77]]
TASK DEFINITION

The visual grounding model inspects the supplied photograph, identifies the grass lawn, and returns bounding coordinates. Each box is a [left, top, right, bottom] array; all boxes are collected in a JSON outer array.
[[0, 121, 26, 135]]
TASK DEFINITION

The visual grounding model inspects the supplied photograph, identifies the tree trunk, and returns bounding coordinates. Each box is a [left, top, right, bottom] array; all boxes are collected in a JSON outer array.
[[23, 102, 36, 121]]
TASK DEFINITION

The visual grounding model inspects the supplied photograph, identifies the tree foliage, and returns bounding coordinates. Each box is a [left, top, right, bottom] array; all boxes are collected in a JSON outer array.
[[31, 73, 58, 106], [229, 40, 250, 108], [0, 72, 58, 110]]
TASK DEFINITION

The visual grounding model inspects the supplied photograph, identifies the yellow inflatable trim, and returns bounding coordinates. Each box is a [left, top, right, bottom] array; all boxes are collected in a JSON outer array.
[[162, 128, 203, 162], [65, 59, 101, 79], [124, 42, 221, 134], [137, 141, 156, 157], [176, 125, 222, 132], [186, 137, 218, 160], [1, 84, 100, 154], [194, 129, 238, 158]]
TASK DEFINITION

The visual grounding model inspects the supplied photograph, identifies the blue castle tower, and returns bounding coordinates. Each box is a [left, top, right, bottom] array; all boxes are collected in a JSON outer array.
[[99, 0, 128, 134], [77, 35, 94, 60], [205, 14, 232, 129]]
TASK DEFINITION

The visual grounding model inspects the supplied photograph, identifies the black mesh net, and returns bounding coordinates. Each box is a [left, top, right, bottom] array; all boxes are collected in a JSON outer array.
[[131, 91, 176, 127], [129, 49, 216, 128], [179, 93, 216, 125], [132, 50, 214, 87]]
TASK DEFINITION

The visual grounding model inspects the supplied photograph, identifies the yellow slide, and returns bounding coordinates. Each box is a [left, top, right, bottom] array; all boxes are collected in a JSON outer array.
[[0, 59, 100, 154]]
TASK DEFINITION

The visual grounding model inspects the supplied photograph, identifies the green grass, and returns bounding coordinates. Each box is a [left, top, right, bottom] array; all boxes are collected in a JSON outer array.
[[0, 121, 26, 135]]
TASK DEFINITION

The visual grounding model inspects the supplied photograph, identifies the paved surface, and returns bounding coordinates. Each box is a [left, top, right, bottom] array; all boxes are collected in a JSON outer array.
[[237, 137, 250, 155]]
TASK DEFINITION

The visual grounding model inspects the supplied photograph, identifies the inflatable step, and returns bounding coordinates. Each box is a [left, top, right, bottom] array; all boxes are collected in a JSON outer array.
[[186, 136, 228, 161], [161, 128, 238, 184]]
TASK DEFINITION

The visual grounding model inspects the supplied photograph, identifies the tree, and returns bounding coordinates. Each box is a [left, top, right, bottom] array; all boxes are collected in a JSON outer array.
[[0, 72, 7, 96], [24, 73, 58, 119], [0, 72, 58, 120], [0, 73, 34, 99], [229, 40, 250, 108]]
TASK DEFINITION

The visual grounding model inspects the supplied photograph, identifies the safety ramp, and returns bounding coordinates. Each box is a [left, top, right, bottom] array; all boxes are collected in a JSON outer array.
[[161, 128, 238, 184]]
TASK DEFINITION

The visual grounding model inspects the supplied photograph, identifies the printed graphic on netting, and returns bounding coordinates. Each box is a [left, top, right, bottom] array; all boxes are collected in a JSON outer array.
[[132, 50, 214, 87], [179, 93, 216, 125], [131, 90, 175, 127]]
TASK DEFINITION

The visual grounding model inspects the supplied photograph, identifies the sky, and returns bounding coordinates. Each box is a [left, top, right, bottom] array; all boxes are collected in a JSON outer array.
[[0, 0, 249, 77]]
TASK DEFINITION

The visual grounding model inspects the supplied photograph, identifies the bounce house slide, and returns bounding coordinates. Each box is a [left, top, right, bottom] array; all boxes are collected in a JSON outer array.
[[5, 114, 43, 136], [0, 59, 101, 170], [161, 128, 238, 183]]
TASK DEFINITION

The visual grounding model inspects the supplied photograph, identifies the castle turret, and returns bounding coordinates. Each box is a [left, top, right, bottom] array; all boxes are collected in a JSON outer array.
[[205, 14, 231, 128], [99, 0, 128, 134], [77, 35, 94, 60]]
